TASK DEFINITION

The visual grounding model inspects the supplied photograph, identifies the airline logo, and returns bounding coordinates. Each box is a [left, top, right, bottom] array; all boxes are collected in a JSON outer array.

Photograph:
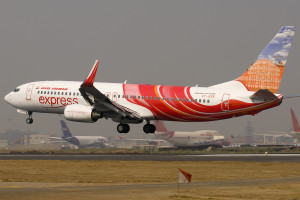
[[39, 96, 78, 108]]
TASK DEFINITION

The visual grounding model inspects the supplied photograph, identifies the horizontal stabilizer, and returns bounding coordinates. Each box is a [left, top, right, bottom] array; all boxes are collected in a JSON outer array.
[[250, 89, 278, 102]]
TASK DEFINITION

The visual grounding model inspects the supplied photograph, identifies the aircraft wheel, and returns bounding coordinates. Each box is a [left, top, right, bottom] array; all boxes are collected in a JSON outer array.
[[123, 124, 130, 133], [117, 124, 125, 133], [117, 123, 130, 133], [26, 118, 33, 124], [149, 124, 156, 133], [143, 124, 151, 134]]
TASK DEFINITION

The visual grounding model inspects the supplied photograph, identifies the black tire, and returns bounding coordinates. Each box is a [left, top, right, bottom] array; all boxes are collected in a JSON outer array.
[[117, 124, 124, 133], [143, 124, 150, 134], [149, 124, 156, 133], [123, 124, 130, 133], [26, 118, 33, 124]]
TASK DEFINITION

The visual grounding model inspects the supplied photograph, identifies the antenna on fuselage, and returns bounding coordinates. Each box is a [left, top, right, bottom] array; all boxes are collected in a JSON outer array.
[[124, 80, 127, 84]]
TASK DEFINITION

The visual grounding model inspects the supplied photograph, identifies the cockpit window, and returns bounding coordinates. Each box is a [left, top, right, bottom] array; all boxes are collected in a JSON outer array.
[[13, 88, 20, 92]]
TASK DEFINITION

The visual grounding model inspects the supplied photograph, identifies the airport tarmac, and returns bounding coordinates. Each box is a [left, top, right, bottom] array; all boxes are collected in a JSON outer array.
[[1, 153, 300, 161]]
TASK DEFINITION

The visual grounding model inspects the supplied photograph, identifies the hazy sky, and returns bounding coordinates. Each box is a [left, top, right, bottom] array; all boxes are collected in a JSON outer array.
[[1, 0, 300, 138]]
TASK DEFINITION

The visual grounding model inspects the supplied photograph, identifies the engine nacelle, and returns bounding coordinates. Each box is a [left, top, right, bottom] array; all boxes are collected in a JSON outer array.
[[64, 104, 101, 123]]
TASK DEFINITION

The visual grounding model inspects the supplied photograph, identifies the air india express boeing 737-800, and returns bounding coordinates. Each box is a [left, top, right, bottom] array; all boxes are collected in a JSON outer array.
[[4, 26, 296, 134]]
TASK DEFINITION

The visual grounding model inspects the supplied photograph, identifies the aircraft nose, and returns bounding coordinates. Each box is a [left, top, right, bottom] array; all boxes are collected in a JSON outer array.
[[4, 93, 11, 103]]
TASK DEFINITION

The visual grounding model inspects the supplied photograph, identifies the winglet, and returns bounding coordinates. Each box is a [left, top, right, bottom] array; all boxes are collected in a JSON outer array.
[[82, 60, 100, 87]]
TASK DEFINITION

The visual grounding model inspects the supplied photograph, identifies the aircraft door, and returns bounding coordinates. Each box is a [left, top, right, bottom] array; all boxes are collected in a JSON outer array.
[[26, 84, 35, 100], [221, 94, 230, 111]]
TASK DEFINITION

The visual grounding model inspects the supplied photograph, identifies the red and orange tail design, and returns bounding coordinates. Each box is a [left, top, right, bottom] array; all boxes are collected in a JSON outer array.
[[236, 26, 295, 93], [236, 59, 285, 93]]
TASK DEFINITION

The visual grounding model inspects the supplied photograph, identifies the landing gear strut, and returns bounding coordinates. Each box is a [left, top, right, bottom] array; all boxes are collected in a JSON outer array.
[[26, 111, 33, 124], [117, 123, 130, 133], [143, 123, 156, 134]]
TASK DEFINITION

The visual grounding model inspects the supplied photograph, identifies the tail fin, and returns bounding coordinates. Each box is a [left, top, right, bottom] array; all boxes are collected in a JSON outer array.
[[291, 108, 300, 132], [154, 120, 169, 133], [60, 120, 73, 138], [236, 26, 295, 93]]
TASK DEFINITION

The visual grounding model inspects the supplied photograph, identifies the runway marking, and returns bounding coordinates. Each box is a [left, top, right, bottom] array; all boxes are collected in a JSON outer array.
[[4, 186, 23, 188]]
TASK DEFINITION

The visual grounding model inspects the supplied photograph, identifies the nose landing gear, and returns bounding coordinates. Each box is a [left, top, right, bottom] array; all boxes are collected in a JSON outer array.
[[26, 111, 33, 124]]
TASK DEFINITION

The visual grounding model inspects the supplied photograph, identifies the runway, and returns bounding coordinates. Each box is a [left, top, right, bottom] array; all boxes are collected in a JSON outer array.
[[1, 153, 300, 162]]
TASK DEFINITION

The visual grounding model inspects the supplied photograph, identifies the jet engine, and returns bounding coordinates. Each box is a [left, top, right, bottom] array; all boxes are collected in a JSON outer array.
[[64, 104, 101, 123]]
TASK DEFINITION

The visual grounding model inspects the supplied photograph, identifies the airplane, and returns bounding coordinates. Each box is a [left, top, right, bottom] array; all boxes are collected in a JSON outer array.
[[118, 136, 166, 146], [50, 120, 109, 148], [154, 120, 230, 147], [4, 26, 296, 134]]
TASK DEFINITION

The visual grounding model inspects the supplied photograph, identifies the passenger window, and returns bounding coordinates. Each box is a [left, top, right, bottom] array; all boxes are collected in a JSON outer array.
[[77, 93, 79, 96], [37, 91, 40, 94], [107, 94, 109, 97], [171, 98, 173, 101], [114, 94, 116, 98], [126, 95, 128, 98], [73, 92, 75, 96], [134, 96, 136, 99], [195, 99, 197, 102], [122, 95, 124, 98], [58, 92, 60, 95], [207, 100, 210, 103], [190, 99, 193, 102], [118, 95, 120, 98], [167, 98, 169, 101], [199, 99, 201, 103], [154, 97, 157, 100], [149, 97, 152, 100], [203, 99, 205, 103], [130, 96, 132, 99], [182, 98, 185, 102], [47, 91, 50, 94], [179, 98, 181, 101], [69, 92, 71, 95], [175, 98, 177, 101], [187, 99, 189, 102], [138, 96, 140, 99], [145, 96, 148, 100], [142, 96, 144, 99], [158, 97, 160, 100]]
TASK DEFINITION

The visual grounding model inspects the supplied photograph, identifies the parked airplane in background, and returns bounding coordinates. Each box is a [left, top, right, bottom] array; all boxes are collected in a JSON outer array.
[[154, 121, 229, 147], [4, 26, 296, 134], [118, 136, 166, 146], [51, 120, 109, 148]]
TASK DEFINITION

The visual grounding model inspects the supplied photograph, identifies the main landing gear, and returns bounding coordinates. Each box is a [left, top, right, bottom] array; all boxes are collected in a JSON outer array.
[[117, 123, 130, 133], [143, 123, 156, 134], [116, 122, 156, 134], [26, 111, 33, 124]]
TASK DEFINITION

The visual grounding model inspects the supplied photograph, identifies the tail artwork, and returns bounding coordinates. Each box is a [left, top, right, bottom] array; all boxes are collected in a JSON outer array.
[[291, 108, 300, 132], [60, 120, 73, 138], [236, 26, 295, 93]]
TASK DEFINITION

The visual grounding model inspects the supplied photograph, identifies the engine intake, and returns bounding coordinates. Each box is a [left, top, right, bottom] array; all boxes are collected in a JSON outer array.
[[64, 104, 101, 123]]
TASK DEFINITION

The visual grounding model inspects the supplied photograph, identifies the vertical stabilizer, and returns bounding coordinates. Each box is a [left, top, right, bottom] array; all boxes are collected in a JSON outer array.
[[291, 108, 300, 132], [237, 26, 295, 93], [154, 121, 169, 133], [60, 120, 73, 138]]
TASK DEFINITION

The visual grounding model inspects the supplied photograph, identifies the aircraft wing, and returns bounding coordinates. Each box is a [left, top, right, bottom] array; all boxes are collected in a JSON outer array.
[[79, 60, 143, 122]]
